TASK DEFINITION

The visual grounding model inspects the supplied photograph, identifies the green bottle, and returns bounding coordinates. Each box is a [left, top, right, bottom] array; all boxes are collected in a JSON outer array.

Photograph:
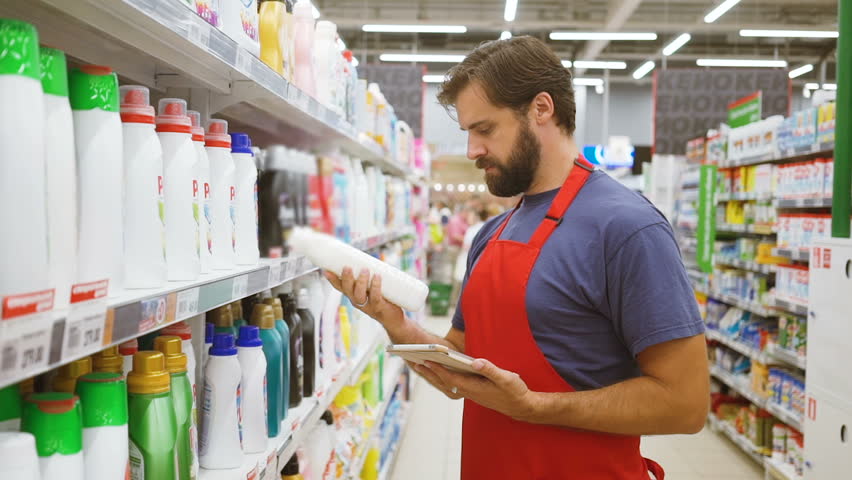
[[209, 304, 239, 338], [155, 336, 198, 480], [21, 392, 85, 478], [127, 351, 178, 480], [0, 383, 21, 431]]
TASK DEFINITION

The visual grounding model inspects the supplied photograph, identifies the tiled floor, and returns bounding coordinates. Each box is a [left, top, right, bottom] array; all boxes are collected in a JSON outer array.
[[391, 315, 765, 480]]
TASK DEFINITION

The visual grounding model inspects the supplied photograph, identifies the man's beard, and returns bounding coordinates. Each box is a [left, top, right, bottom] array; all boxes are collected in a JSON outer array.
[[475, 120, 542, 197]]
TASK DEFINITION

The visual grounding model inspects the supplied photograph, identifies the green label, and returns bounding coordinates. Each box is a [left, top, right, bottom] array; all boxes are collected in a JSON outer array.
[[69, 68, 119, 112], [728, 91, 762, 128], [696, 165, 718, 273]]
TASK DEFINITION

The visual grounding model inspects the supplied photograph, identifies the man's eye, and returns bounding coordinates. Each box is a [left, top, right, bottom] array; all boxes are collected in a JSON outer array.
[[479, 128, 492, 135]]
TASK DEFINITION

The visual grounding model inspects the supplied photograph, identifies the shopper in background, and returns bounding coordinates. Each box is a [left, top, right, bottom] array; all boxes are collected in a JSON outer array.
[[325, 36, 707, 479]]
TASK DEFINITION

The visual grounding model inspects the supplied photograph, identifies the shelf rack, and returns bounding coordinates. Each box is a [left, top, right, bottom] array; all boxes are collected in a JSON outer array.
[[773, 248, 812, 263], [707, 413, 767, 465], [770, 297, 809, 317], [709, 365, 804, 432], [715, 258, 776, 274], [777, 197, 833, 209], [719, 143, 834, 169]]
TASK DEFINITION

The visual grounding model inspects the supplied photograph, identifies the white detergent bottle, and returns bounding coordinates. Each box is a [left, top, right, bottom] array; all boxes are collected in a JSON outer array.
[[199, 333, 243, 469], [230, 133, 260, 265], [205, 119, 236, 270], [289, 227, 428, 311], [21, 393, 85, 480], [0, 20, 49, 300], [76, 372, 129, 480], [40, 47, 77, 308], [71, 65, 124, 297], [0, 432, 40, 480], [157, 98, 201, 281], [236, 325, 267, 453], [120, 85, 167, 289], [189, 110, 213, 274]]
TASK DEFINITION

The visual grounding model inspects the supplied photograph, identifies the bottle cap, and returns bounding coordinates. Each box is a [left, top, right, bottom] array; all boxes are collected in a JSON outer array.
[[0, 19, 40, 80], [69, 65, 119, 112], [293, 0, 313, 18], [0, 384, 21, 424], [39, 47, 68, 97], [237, 325, 263, 347], [205, 119, 231, 148], [321, 410, 334, 425], [118, 339, 139, 356], [154, 336, 188, 373], [250, 304, 275, 330], [205, 322, 215, 344], [156, 98, 192, 134], [21, 393, 83, 457], [281, 455, 300, 475], [0, 432, 39, 474], [230, 132, 254, 154], [52, 357, 93, 393], [92, 346, 124, 374], [231, 300, 244, 321], [119, 85, 155, 124], [209, 304, 234, 327], [297, 288, 311, 310], [127, 351, 171, 394], [161, 321, 192, 341], [76, 372, 128, 427], [316, 20, 336, 36], [343, 50, 354, 63], [210, 334, 237, 356], [188, 110, 206, 142], [19, 378, 34, 395], [262, 297, 284, 320]]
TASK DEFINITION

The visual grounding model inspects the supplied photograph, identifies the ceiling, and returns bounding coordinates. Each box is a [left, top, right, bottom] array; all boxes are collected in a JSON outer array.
[[319, 0, 839, 84]]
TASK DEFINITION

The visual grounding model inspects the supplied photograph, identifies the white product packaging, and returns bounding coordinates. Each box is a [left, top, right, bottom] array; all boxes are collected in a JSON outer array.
[[118, 339, 138, 376], [313, 20, 337, 109], [220, 0, 260, 57], [231, 133, 260, 265], [319, 284, 341, 374], [236, 326, 268, 453], [0, 432, 40, 480], [206, 119, 237, 270], [157, 98, 201, 281], [40, 451, 84, 480], [199, 334, 243, 469], [81, 417, 129, 480], [189, 110, 213, 274], [120, 85, 167, 289]]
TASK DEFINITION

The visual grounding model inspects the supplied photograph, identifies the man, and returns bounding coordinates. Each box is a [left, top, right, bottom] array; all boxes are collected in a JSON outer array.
[[325, 36, 708, 479]]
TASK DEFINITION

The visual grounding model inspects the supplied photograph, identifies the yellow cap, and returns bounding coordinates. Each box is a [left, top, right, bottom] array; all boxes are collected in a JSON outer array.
[[153, 336, 188, 373], [127, 351, 171, 394], [52, 356, 93, 393], [262, 297, 283, 320], [250, 304, 275, 329], [334, 385, 362, 408], [92, 346, 123, 374], [230, 301, 243, 320], [208, 304, 234, 328], [19, 377, 35, 395]]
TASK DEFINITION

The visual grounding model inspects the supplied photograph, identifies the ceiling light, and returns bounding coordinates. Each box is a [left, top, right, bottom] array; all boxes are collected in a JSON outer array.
[[380, 53, 466, 63], [561, 60, 573, 68], [704, 0, 741, 23], [500, 31, 512, 40], [573, 78, 604, 87], [363, 24, 467, 33], [467, 184, 476, 192], [696, 58, 787, 68], [803, 87, 811, 99], [477, 184, 486, 193], [595, 85, 605, 94], [312, 4, 320, 19], [458, 184, 467, 192], [821, 83, 838, 90], [663, 33, 691, 56], [633, 60, 655, 79], [550, 32, 657, 41], [573, 60, 627, 70], [740, 29, 839, 39], [446, 184, 455, 192], [805, 82, 820, 89], [788, 64, 814, 79], [504, 0, 518, 22], [422, 74, 445, 83], [434, 184, 443, 192]]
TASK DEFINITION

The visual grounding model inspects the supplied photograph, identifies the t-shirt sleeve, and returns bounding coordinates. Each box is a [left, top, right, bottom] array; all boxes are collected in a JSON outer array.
[[605, 222, 705, 357]]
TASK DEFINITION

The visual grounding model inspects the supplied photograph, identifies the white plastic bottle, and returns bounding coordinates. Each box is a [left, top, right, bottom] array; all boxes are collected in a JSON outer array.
[[205, 119, 236, 270], [157, 98, 201, 281], [0, 432, 40, 480], [71, 65, 124, 297], [236, 325, 267, 453], [40, 47, 77, 308], [0, 20, 49, 301], [313, 21, 337, 108], [120, 85, 167, 289], [119, 339, 138, 376], [189, 110, 213, 274], [293, 0, 316, 95], [199, 333, 243, 469], [289, 228, 428, 311], [230, 133, 260, 265], [76, 372, 129, 480]]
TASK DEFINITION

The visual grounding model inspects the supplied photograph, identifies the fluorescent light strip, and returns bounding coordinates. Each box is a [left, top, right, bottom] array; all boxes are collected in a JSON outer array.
[[663, 33, 691, 56], [561, 60, 573, 68], [380, 53, 466, 63], [550, 32, 657, 41], [704, 0, 741, 23], [805, 82, 839, 91], [696, 58, 787, 68], [422, 74, 445, 83], [740, 29, 838, 39], [362, 24, 467, 33], [500, 31, 512, 40], [805, 82, 820, 89], [633, 60, 655, 80], [788, 64, 814, 79], [504, 0, 518, 22], [573, 60, 627, 70], [573, 78, 604, 87]]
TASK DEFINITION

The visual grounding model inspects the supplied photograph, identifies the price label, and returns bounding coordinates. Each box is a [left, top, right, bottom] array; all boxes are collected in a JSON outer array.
[[281, 258, 296, 281], [236, 48, 253, 74], [64, 280, 109, 359], [175, 287, 200, 320], [295, 256, 308, 275], [232, 275, 249, 300], [188, 22, 210, 48], [268, 263, 282, 286], [0, 289, 55, 380], [298, 91, 310, 112]]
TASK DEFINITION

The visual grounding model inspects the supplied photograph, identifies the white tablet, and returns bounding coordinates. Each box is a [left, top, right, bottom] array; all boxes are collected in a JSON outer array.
[[386, 344, 481, 375]]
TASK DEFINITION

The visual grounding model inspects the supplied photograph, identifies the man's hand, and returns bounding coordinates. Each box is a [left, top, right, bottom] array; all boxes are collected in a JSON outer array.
[[324, 267, 404, 327]]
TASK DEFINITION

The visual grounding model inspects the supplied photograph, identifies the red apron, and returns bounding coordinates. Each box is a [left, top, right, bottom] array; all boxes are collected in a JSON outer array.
[[459, 156, 664, 479]]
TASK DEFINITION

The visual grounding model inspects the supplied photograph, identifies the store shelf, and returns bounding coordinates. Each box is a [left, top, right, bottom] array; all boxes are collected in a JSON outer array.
[[705, 330, 773, 364], [717, 192, 774, 202], [719, 142, 834, 169], [704, 290, 776, 317], [766, 401, 805, 432], [765, 456, 799, 480], [378, 408, 413, 480], [765, 344, 807, 370], [710, 365, 769, 408], [770, 297, 809, 317], [777, 197, 833, 209], [717, 224, 776, 235], [773, 248, 811, 263], [707, 413, 767, 465], [715, 258, 776, 274]]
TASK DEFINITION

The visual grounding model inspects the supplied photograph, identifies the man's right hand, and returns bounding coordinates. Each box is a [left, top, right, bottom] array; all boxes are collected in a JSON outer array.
[[323, 267, 405, 329]]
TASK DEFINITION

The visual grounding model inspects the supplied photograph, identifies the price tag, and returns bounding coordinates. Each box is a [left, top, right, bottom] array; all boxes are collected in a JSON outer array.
[[63, 280, 109, 359], [298, 91, 310, 112], [236, 48, 253, 74], [268, 263, 282, 286], [175, 287, 200, 320], [232, 275, 249, 300], [0, 289, 55, 380], [296, 257, 308, 275], [188, 22, 210, 48], [282, 258, 297, 281]]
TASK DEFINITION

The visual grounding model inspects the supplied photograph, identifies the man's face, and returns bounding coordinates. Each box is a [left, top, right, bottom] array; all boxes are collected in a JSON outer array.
[[456, 82, 542, 197]]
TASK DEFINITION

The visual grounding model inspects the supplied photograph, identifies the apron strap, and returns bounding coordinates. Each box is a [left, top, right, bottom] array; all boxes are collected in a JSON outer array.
[[527, 156, 595, 249]]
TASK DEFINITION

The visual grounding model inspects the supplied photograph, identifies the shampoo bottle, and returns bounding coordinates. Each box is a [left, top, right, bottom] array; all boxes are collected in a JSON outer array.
[[199, 334, 243, 469], [76, 372, 129, 480], [127, 351, 178, 480], [21, 393, 84, 480], [236, 324, 269, 450]]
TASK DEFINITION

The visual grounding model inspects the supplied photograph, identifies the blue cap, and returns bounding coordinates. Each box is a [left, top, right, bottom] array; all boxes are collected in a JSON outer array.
[[209, 333, 237, 356], [230, 132, 253, 154], [237, 326, 263, 348], [205, 323, 214, 344]]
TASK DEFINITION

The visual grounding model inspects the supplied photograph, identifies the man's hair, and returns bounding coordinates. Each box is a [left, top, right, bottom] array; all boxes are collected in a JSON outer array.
[[437, 36, 576, 135]]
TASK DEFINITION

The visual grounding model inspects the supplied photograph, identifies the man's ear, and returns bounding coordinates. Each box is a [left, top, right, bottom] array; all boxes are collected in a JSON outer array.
[[530, 92, 555, 126]]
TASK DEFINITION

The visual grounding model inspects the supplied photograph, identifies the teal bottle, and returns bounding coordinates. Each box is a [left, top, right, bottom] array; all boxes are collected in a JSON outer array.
[[209, 304, 239, 338], [264, 297, 290, 420], [231, 300, 248, 329], [249, 304, 285, 436]]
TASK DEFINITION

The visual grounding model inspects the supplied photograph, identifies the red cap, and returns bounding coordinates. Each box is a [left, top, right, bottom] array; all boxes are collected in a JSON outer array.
[[161, 321, 192, 341], [80, 65, 112, 75], [188, 110, 205, 143], [118, 339, 138, 356], [205, 118, 231, 148], [119, 85, 155, 124], [156, 98, 192, 134], [343, 50, 354, 62]]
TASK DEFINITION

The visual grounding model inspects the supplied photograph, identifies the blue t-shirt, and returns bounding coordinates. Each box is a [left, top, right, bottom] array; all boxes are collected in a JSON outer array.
[[453, 170, 704, 391]]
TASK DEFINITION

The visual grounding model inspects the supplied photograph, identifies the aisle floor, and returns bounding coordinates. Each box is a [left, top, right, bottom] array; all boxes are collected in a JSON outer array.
[[391, 315, 764, 480]]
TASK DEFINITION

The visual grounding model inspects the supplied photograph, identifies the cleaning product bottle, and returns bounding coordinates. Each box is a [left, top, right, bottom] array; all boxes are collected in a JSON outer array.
[[283, 0, 296, 82], [231, 133, 260, 265], [304, 410, 335, 480], [0, 384, 22, 431], [292, 0, 316, 95], [127, 351, 178, 479], [209, 304, 239, 338], [236, 325, 268, 449], [119, 339, 139, 376], [0, 19, 49, 301], [71, 65, 124, 297], [160, 321, 199, 401], [40, 46, 77, 308], [205, 119, 236, 270], [280, 285, 303, 407], [259, 0, 286, 75], [232, 300, 247, 328], [189, 110, 213, 274], [76, 372, 129, 480], [249, 305, 285, 437], [21, 392, 84, 479], [199, 334, 243, 469], [313, 20, 337, 108], [199, 322, 215, 436], [0, 432, 40, 480], [280, 455, 304, 480], [263, 296, 290, 419], [319, 287, 342, 374], [258, 145, 291, 257], [297, 287, 316, 398], [121, 85, 166, 289], [52, 357, 93, 393], [155, 336, 198, 480], [92, 346, 124, 374], [204, 323, 214, 368]]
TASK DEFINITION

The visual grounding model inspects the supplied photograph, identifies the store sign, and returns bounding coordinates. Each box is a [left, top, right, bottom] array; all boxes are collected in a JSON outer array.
[[696, 165, 718, 273], [727, 91, 762, 128], [359, 64, 425, 137]]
